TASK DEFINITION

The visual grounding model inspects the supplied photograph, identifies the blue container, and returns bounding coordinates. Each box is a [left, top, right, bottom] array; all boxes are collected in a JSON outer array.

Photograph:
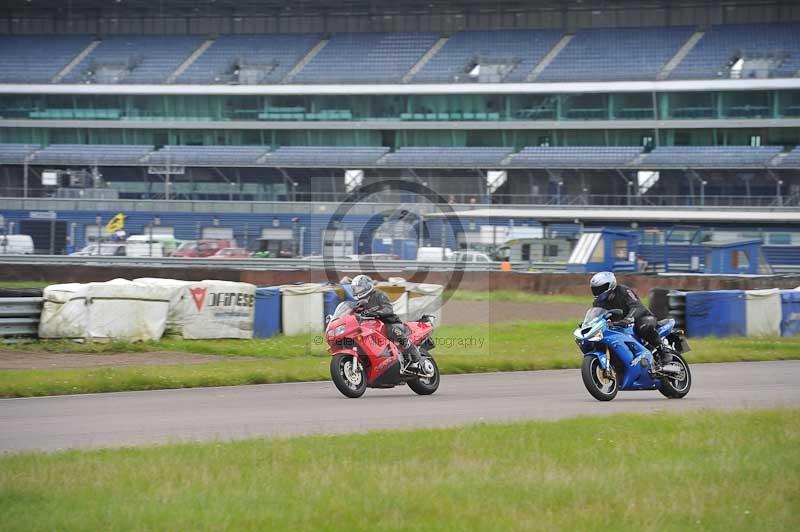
[[324, 289, 341, 319], [685, 290, 746, 338], [780, 290, 800, 337], [254, 287, 281, 338]]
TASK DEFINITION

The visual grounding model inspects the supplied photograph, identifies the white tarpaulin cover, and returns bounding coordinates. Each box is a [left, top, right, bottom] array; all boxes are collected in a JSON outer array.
[[38, 283, 89, 339], [745, 288, 782, 336], [376, 278, 409, 322], [134, 278, 255, 339], [133, 277, 193, 335], [84, 279, 171, 342], [406, 283, 444, 324], [280, 283, 325, 336], [177, 280, 255, 339]]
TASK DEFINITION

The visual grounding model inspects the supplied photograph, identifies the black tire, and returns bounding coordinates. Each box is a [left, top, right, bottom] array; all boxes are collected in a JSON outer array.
[[581, 355, 618, 402], [407, 356, 440, 396], [330, 355, 367, 398], [658, 353, 691, 399]]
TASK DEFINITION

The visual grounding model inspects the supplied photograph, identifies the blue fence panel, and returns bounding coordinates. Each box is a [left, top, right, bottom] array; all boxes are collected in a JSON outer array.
[[685, 290, 746, 337]]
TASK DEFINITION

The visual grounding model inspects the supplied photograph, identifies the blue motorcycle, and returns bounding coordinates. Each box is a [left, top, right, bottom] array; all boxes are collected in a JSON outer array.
[[574, 307, 692, 401]]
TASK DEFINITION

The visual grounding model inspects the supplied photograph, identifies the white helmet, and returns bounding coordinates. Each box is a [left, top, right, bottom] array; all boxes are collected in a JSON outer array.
[[590, 271, 617, 301], [351, 274, 375, 300]]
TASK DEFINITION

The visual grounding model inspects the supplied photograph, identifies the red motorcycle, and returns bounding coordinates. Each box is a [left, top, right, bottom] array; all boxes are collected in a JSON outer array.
[[326, 300, 440, 398]]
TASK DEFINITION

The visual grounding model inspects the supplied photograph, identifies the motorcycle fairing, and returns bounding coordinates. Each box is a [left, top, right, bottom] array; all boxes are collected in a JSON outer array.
[[602, 327, 661, 390]]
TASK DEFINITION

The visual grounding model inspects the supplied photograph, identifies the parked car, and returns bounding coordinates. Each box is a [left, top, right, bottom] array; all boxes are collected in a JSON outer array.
[[208, 248, 252, 259], [450, 251, 493, 263], [70, 243, 126, 257], [416, 247, 453, 261], [171, 239, 235, 258], [0, 234, 34, 255]]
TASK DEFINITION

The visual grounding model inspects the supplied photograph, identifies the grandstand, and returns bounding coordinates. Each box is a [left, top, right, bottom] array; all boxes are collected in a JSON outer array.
[[0, 0, 798, 264]]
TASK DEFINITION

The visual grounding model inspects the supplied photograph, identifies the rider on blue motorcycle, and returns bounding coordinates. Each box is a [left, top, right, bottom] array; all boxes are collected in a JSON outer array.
[[589, 271, 673, 365]]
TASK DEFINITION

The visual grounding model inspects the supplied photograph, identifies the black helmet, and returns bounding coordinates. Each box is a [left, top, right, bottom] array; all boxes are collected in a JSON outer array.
[[351, 274, 375, 300]]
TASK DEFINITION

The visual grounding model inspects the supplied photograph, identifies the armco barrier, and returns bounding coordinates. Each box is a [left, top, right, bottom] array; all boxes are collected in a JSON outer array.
[[685, 290, 746, 338], [0, 297, 43, 339], [780, 290, 800, 337]]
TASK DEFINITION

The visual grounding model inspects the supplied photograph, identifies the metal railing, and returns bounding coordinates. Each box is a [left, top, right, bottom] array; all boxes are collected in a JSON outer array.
[[0, 297, 43, 340], [0, 191, 796, 211]]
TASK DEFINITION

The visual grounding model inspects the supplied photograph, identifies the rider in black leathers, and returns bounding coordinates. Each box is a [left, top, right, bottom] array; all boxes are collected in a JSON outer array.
[[590, 271, 672, 364], [350, 274, 422, 369]]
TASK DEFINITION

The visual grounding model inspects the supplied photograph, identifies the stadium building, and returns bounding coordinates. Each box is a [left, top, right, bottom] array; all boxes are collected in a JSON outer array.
[[0, 0, 799, 268]]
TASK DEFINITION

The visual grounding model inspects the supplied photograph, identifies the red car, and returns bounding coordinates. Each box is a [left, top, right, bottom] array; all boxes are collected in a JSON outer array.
[[208, 247, 252, 259], [171, 240, 235, 258]]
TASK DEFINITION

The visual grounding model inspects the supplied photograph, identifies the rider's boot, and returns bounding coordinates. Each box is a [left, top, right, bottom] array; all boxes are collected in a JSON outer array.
[[402, 342, 422, 372]]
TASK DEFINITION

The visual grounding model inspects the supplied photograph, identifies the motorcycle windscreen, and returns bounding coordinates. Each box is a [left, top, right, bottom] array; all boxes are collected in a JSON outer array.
[[582, 307, 606, 327]]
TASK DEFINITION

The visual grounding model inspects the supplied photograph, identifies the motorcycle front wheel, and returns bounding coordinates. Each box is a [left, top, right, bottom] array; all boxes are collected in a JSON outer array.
[[330, 354, 367, 398], [658, 353, 691, 399], [407, 355, 440, 396], [581, 355, 618, 401]]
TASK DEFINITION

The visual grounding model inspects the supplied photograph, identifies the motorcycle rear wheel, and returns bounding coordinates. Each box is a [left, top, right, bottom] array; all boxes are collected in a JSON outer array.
[[330, 355, 367, 398], [581, 355, 618, 401], [658, 353, 691, 399], [407, 355, 440, 396]]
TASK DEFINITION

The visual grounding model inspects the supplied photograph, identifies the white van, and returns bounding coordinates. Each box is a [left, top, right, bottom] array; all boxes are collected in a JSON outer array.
[[0, 234, 34, 255], [126, 234, 179, 253], [125, 235, 165, 258], [416, 246, 453, 262], [70, 243, 126, 257]]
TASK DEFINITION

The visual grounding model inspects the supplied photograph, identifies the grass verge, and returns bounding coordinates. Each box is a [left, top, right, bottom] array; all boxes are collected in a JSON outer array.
[[445, 289, 589, 305], [2, 321, 799, 397], [1, 409, 798, 530]]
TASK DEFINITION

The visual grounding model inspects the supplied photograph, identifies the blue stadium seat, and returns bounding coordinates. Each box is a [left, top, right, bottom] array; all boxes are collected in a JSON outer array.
[[639, 146, 782, 168], [537, 26, 695, 82], [177, 34, 321, 84], [379, 147, 511, 167], [293, 32, 439, 84], [0, 35, 93, 83], [0, 144, 41, 164], [147, 145, 271, 165], [413, 30, 562, 83], [265, 146, 389, 166], [62, 36, 204, 84], [671, 23, 800, 79], [507, 147, 642, 168], [31, 144, 154, 165]]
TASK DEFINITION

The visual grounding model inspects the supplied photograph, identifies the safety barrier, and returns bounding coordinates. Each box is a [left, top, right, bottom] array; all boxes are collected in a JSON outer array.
[[685, 288, 796, 337], [0, 297, 43, 340]]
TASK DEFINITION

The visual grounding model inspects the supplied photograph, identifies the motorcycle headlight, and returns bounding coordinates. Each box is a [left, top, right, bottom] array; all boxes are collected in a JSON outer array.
[[334, 324, 346, 336], [588, 331, 603, 342]]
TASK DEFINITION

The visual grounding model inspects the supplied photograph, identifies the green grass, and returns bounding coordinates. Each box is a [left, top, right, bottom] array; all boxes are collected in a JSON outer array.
[[446, 289, 589, 305], [2, 321, 799, 398], [1, 409, 798, 531], [0, 281, 50, 289]]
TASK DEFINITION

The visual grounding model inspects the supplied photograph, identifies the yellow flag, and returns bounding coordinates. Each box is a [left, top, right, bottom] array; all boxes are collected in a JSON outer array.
[[105, 213, 125, 233]]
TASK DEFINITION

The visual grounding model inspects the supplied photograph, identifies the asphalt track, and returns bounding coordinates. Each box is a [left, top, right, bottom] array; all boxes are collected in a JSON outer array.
[[1, 361, 798, 453]]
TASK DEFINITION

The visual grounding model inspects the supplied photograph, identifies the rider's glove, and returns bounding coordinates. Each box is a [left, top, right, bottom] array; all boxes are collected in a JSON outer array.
[[614, 317, 634, 328]]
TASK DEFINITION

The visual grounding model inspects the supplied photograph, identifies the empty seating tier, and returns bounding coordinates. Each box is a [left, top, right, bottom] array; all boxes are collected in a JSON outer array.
[[671, 23, 800, 79], [265, 146, 390, 166], [293, 32, 439, 84], [146, 146, 271, 166], [0, 35, 93, 83], [638, 146, 782, 168], [413, 30, 562, 83], [62, 36, 203, 84], [31, 144, 153, 165], [507, 147, 643, 167], [537, 26, 695, 82], [379, 147, 512, 167], [0, 144, 40, 164], [177, 34, 320, 84]]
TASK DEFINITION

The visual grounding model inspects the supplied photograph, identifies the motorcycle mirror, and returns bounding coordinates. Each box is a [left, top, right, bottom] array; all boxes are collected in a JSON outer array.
[[325, 314, 332, 324]]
